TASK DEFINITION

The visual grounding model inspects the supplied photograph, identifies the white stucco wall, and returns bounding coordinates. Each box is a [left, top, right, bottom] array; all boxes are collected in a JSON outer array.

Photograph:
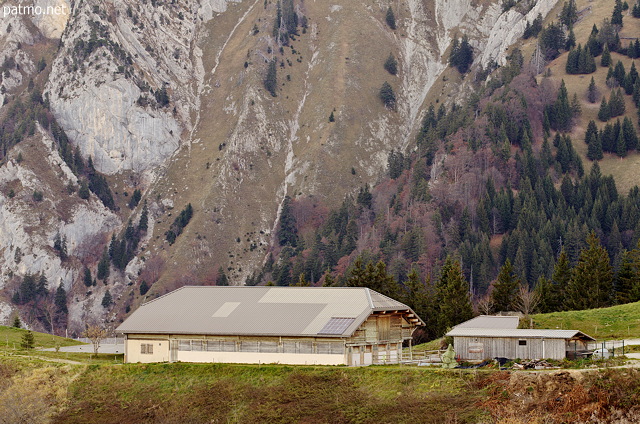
[[126, 338, 170, 363], [178, 351, 346, 365]]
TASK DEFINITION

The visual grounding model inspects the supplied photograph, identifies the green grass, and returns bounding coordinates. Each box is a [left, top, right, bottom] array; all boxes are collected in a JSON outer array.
[[532, 301, 640, 340], [47, 363, 488, 423], [0, 325, 83, 351]]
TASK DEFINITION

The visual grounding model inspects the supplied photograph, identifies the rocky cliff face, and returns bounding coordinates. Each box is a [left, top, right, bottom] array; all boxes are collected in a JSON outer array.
[[0, 0, 560, 326]]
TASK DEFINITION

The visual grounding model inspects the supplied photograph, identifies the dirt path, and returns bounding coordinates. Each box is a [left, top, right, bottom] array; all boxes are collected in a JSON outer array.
[[16, 354, 84, 365]]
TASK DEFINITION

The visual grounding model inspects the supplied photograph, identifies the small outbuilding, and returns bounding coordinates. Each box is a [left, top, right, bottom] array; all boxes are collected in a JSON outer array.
[[116, 286, 425, 366], [446, 315, 595, 361]]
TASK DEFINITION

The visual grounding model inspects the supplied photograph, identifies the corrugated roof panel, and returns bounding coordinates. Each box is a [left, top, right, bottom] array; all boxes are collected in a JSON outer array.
[[454, 315, 519, 329]]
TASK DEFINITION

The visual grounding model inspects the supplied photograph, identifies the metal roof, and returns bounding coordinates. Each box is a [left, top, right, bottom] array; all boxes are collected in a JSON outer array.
[[453, 315, 519, 329], [446, 327, 595, 341], [116, 286, 424, 337]]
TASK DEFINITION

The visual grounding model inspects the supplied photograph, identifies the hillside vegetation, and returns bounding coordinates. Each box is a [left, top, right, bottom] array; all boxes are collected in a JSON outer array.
[[533, 300, 640, 339], [3, 356, 640, 423]]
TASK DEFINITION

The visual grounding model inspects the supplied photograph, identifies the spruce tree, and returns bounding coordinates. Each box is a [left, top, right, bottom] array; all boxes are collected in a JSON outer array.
[[490, 259, 520, 313], [609, 89, 626, 117], [21, 330, 35, 350], [384, 53, 398, 75], [587, 76, 598, 103], [403, 269, 435, 339], [565, 232, 613, 310], [102, 290, 112, 308], [616, 127, 627, 157], [264, 59, 277, 97], [586, 120, 604, 160], [601, 45, 611, 67], [552, 80, 573, 132], [615, 250, 638, 304], [97, 247, 110, 280], [12, 315, 21, 328], [598, 96, 611, 122], [623, 116, 638, 150], [55, 285, 67, 315], [436, 257, 472, 335], [216, 267, 229, 286], [379, 81, 396, 110], [385, 6, 396, 30], [612, 0, 624, 27], [552, 248, 572, 306], [83, 267, 92, 287], [140, 280, 149, 295], [278, 196, 298, 247]]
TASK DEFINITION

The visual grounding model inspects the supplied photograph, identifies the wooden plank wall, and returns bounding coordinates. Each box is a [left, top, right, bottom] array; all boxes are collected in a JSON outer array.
[[454, 336, 566, 360]]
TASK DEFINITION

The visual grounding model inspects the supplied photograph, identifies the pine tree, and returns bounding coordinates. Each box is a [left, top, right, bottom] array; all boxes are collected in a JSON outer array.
[[97, 247, 110, 280], [634, 2, 640, 18], [601, 45, 611, 67], [328, 111, 335, 122], [609, 88, 626, 117], [264, 59, 277, 97], [615, 250, 639, 304], [623, 116, 638, 151], [12, 315, 21, 328], [385, 6, 396, 30], [83, 267, 92, 287], [551, 80, 573, 132], [565, 28, 576, 51], [21, 330, 35, 350], [616, 126, 627, 157], [490, 259, 520, 313], [102, 290, 112, 308], [138, 201, 148, 232], [586, 121, 604, 160], [140, 280, 149, 295], [598, 96, 611, 122], [587, 76, 598, 103], [403, 269, 436, 339], [384, 53, 398, 75], [436, 257, 473, 336], [565, 232, 613, 310], [216, 267, 229, 286], [612, 0, 624, 27], [55, 285, 67, 315], [278, 195, 298, 247], [379, 81, 396, 110], [560, 0, 578, 27]]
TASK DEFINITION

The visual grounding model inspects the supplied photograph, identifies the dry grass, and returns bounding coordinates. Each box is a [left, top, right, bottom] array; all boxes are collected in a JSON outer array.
[[540, 1, 640, 193]]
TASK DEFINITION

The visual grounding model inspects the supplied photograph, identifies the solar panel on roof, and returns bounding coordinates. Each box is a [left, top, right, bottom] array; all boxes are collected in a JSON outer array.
[[318, 317, 355, 335]]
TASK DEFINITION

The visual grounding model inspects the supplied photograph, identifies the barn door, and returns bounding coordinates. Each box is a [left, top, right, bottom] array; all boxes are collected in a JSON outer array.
[[170, 340, 178, 362]]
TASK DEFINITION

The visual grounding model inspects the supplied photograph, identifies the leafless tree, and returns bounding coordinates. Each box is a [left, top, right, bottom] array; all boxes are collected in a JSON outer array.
[[515, 284, 540, 318], [84, 324, 109, 354], [475, 293, 494, 315]]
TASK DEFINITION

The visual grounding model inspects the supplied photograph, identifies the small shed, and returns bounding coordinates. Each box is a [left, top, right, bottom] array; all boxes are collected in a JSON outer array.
[[446, 316, 595, 361]]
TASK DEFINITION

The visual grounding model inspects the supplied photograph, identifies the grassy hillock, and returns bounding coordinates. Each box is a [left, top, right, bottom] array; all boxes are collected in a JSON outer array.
[[532, 301, 640, 340], [0, 325, 82, 351]]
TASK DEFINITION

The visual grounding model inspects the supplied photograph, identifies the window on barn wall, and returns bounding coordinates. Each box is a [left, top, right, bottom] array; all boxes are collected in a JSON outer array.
[[141, 343, 153, 354], [519, 340, 527, 346], [192, 340, 204, 351], [178, 340, 191, 351]]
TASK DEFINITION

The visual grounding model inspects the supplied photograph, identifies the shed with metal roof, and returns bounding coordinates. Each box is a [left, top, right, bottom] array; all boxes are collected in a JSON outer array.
[[116, 286, 424, 365], [446, 317, 595, 361]]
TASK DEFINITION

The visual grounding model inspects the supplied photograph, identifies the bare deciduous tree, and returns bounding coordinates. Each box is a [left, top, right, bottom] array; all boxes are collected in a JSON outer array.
[[84, 324, 109, 354], [475, 293, 494, 315], [515, 284, 540, 318]]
